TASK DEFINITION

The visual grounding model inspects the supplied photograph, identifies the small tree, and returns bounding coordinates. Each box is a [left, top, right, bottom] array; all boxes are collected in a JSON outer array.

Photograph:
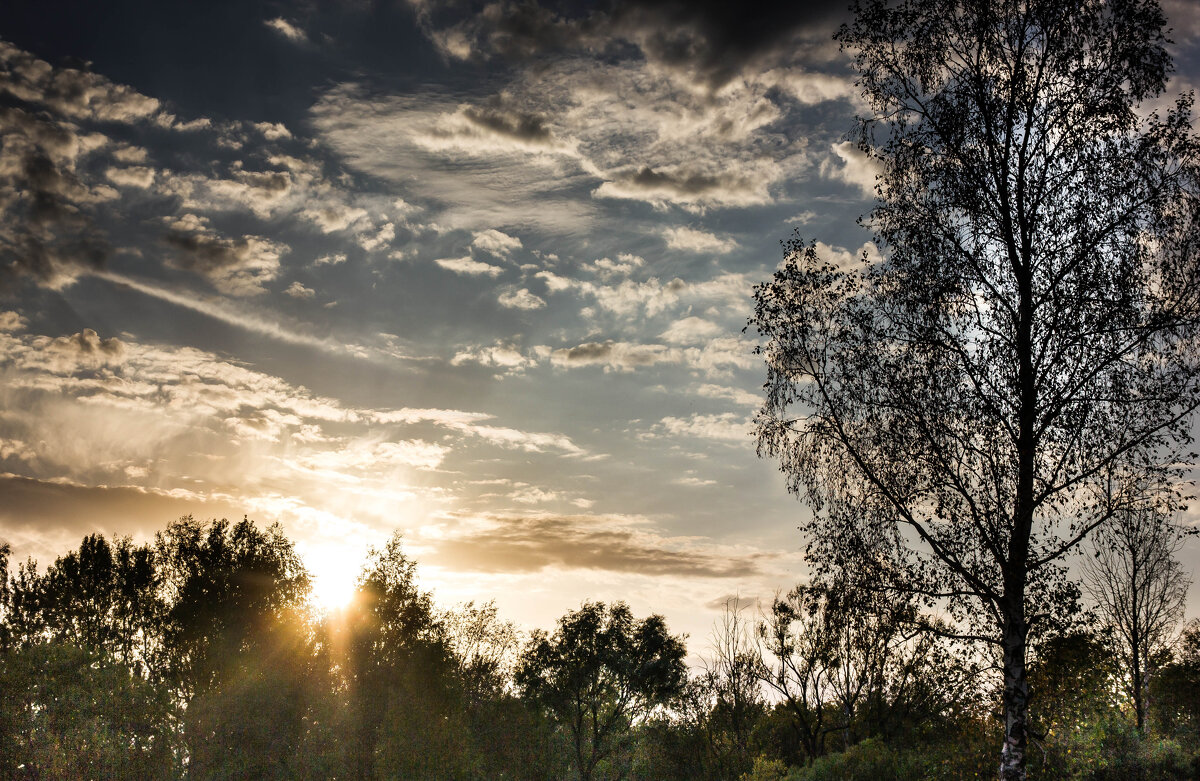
[[341, 533, 460, 779], [516, 601, 686, 781], [750, 1, 1200, 778], [688, 598, 765, 777], [1082, 502, 1191, 732]]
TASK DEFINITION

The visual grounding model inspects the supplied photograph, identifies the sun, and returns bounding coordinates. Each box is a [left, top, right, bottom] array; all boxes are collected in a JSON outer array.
[[305, 545, 361, 614], [312, 572, 357, 613]]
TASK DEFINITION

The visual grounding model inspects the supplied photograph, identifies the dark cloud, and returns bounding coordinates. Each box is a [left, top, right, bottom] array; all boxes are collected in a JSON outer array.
[[558, 340, 614, 362], [462, 102, 555, 144], [704, 593, 762, 611], [163, 226, 285, 296], [414, 0, 849, 87], [629, 166, 729, 196], [165, 230, 253, 272], [431, 513, 766, 578], [0, 473, 243, 557], [0, 108, 111, 288]]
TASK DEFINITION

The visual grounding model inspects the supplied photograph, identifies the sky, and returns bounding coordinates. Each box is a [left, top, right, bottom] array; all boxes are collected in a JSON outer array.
[[2, 0, 1200, 652]]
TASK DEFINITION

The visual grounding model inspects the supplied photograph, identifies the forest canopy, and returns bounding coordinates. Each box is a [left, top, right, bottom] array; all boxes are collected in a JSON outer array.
[[1, 517, 1198, 780]]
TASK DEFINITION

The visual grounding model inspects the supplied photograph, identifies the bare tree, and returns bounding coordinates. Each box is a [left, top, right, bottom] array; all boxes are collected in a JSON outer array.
[[1082, 502, 1191, 732], [750, 1, 1200, 778], [685, 597, 764, 777]]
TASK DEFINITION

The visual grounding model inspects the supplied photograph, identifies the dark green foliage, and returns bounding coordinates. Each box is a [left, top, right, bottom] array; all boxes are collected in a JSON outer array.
[[340, 532, 466, 779], [1028, 629, 1121, 740], [516, 600, 688, 781], [1151, 620, 1200, 744], [0, 642, 176, 780]]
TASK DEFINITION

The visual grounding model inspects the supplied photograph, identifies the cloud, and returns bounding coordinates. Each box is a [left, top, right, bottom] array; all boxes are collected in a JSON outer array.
[[659, 316, 724, 345], [472, 228, 523, 256], [264, 17, 308, 43], [0, 311, 27, 332], [436, 256, 504, 277], [428, 512, 767, 578], [595, 165, 771, 209], [813, 240, 883, 273], [653, 413, 750, 442], [694, 383, 762, 408], [411, 0, 847, 90], [823, 141, 880, 197], [586, 254, 643, 279], [284, 281, 315, 299], [461, 103, 559, 146], [94, 272, 351, 354], [663, 226, 739, 254], [298, 439, 448, 472], [0, 107, 113, 288], [537, 271, 686, 318], [704, 593, 763, 611], [302, 204, 370, 233], [163, 227, 287, 296], [498, 288, 545, 310], [46, 327, 126, 363], [550, 340, 674, 371], [310, 49, 811, 218], [104, 165, 156, 188], [451, 342, 541, 372], [0, 322, 587, 514], [255, 122, 292, 140], [0, 474, 243, 557], [0, 41, 162, 124], [759, 69, 858, 105], [162, 164, 296, 220]]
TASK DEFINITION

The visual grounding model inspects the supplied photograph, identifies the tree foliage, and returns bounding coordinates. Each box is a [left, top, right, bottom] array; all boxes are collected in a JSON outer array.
[[516, 600, 687, 781]]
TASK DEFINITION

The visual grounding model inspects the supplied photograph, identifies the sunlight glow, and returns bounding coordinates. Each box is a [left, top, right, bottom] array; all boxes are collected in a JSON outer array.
[[305, 544, 362, 613]]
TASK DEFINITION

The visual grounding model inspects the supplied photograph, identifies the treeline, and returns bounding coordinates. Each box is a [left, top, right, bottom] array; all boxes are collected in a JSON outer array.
[[1, 517, 1198, 780]]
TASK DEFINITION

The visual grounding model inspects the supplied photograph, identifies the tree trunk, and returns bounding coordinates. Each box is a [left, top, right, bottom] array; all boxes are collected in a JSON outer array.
[[1133, 643, 1146, 733], [999, 610, 1029, 781]]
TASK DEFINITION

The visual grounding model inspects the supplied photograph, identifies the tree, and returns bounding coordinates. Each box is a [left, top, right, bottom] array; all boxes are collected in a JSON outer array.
[[1083, 502, 1191, 732], [340, 533, 463, 779], [749, 0, 1200, 778], [36, 534, 162, 671], [1150, 619, 1200, 741], [0, 642, 177, 779], [1026, 628, 1121, 741], [686, 598, 765, 778], [516, 601, 687, 781], [754, 578, 944, 764], [155, 516, 314, 776]]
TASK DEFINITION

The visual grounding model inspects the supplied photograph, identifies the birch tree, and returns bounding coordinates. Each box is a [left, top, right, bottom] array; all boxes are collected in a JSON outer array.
[[750, 1, 1200, 778]]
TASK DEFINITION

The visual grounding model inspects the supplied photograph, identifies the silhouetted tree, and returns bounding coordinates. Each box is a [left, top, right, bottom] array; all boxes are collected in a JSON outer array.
[[0, 642, 176, 779], [751, 0, 1200, 777], [1027, 628, 1121, 742], [516, 601, 687, 781], [342, 533, 463, 779], [37, 534, 162, 671], [685, 598, 764, 777], [1083, 502, 1191, 732], [155, 515, 313, 777]]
